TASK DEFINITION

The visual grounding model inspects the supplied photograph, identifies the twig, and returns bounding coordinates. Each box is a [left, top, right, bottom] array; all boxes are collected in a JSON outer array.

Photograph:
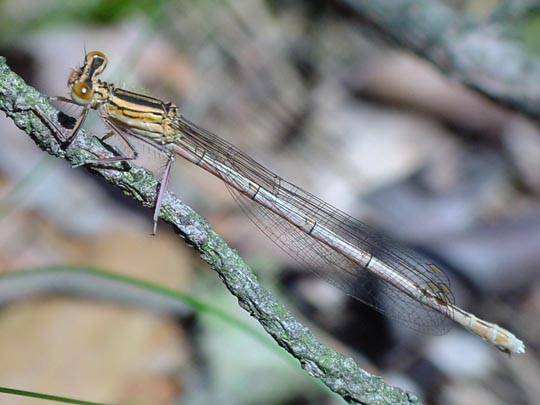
[[341, 0, 540, 119], [0, 56, 420, 404]]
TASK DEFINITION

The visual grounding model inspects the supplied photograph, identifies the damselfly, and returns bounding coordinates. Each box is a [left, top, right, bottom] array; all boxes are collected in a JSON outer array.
[[44, 51, 524, 354]]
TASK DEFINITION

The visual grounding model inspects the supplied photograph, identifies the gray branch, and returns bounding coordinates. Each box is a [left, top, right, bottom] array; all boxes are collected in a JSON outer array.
[[0, 57, 419, 404], [342, 0, 540, 118]]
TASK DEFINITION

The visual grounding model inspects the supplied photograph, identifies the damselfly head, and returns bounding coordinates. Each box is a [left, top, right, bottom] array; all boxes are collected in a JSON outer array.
[[68, 51, 108, 106], [68, 51, 108, 86]]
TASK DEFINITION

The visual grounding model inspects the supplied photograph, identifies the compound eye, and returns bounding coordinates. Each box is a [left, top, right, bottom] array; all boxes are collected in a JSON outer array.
[[71, 81, 93, 105], [87, 50, 106, 60], [85, 50, 108, 73]]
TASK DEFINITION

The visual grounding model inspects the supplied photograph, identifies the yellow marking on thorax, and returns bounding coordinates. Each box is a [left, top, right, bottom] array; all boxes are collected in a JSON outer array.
[[100, 88, 177, 138]]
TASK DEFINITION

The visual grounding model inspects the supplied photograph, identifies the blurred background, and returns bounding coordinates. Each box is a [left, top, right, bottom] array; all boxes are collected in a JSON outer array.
[[0, 0, 539, 404]]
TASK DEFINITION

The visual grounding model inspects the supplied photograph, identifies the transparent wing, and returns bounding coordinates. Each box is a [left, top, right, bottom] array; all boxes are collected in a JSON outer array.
[[175, 118, 454, 334]]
